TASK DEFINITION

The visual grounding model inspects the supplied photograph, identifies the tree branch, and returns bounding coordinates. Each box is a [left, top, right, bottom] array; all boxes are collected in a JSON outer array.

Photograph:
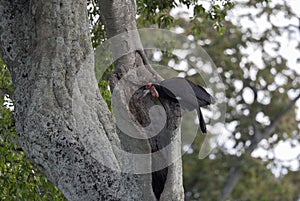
[[221, 160, 243, 201], [221, 93, 300, 201], [248, 92, 300, 153], [0, 0, 184, 199], [99, 0, 184, 200]]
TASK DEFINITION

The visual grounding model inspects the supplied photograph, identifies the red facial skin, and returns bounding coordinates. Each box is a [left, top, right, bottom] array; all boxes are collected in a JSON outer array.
[[138, 83, 159, 102], [146, 83, 159, 98]]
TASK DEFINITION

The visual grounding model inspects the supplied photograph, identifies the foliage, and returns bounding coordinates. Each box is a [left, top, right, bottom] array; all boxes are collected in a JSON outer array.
[[0, 59, 66, 200], [1, 0, 300, 200], [183, 143, 299, 201], [87, 0, 106, 48], [0, 59, 13, 98], [87, 0, 115, 111], [97, 69, 113, 111], [134, 0, 300, 200], [137, 0, 234, 32], [89, 0, 237, 110]]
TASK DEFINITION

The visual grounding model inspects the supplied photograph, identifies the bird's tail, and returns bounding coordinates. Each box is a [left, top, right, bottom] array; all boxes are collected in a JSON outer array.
[[197, 108, 206, 133]]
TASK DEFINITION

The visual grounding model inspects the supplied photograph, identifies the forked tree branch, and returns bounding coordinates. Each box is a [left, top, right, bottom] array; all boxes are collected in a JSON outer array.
[[221, 93, 300, 201]]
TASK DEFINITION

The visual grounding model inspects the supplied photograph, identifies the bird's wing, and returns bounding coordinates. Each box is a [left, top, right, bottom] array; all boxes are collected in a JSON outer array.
[[154, 84, 179, 103], [186, 79, 215, 105]]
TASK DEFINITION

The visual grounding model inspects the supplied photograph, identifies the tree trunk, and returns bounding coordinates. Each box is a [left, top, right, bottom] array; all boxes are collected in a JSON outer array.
[[0, 0, 183, 200]]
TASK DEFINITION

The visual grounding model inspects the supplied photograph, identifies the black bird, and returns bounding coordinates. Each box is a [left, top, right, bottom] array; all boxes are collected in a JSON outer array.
[[138, 77, 215, 133]]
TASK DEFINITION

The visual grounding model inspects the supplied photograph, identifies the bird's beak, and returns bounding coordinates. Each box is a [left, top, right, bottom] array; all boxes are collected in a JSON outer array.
[[142, 89, 150, 98], [137, 89, 150, 101]]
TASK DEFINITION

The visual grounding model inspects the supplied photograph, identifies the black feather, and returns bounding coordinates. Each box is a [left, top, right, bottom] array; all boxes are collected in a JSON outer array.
[[135, 77, 215, 200], [152, 77, 214, 133], [152, 168, 168, 200]]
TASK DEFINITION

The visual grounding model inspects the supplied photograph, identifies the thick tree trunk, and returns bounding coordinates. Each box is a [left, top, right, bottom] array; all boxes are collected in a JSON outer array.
[[0, 0, 139, 200], [99, 0, 184, 200], [0, 0, 184, 200]]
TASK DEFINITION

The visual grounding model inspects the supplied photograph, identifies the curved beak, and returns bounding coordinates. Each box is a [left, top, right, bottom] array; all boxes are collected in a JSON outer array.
[[137, 89, 150, 101]]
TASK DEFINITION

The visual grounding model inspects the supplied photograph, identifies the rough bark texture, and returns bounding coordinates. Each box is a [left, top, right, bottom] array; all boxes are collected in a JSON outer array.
[[99, 0, 184, 200], [0, 0, 184, 200], [0, 0, 139, 200]]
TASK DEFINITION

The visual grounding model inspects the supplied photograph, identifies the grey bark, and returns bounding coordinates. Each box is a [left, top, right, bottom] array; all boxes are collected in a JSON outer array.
[[0, 0, 137, 200], [0, 0, 184, 200], [99, 0, 184, 200]]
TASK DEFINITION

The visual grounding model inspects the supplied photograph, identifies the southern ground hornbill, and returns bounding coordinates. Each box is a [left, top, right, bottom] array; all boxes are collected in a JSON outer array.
[[138, 77, 215, 133], [135, 77, 214, 200]]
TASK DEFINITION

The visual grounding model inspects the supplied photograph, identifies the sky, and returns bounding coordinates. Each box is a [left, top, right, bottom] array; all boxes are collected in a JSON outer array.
[[230, 0, 300, 176], [171, 0, 300, 176]]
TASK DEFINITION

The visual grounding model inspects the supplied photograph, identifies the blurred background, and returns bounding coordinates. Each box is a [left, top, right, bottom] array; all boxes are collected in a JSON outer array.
[[1, 0, 300, 200]]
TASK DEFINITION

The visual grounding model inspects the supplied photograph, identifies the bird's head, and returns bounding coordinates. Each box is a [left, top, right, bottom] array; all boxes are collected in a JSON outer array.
[[146, 83, 159, 98], [138, 83, 159, 101]]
